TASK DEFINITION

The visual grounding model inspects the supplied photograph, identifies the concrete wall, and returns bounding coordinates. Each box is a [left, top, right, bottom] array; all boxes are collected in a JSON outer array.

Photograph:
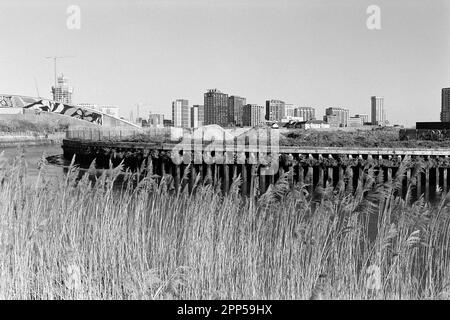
[[0, 108, 23, 115]]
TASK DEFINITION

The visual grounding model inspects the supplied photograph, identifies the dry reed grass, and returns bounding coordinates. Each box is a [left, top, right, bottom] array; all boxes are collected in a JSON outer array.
[[0, 151, 449, 299]]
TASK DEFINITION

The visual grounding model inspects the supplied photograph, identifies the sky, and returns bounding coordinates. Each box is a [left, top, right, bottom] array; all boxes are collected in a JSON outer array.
[[0, 0, 449, 127]]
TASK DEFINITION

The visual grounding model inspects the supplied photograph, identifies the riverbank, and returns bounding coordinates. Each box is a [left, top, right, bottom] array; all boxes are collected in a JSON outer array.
[[0, 131, 65, 147]]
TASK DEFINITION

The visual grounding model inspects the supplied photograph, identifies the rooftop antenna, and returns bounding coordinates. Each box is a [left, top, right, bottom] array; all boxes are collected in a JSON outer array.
[[45, 56, 75, 88]]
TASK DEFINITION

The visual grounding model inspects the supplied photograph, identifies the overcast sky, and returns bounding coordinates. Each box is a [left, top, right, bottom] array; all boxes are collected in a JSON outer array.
[[0, 0, 449, 127]]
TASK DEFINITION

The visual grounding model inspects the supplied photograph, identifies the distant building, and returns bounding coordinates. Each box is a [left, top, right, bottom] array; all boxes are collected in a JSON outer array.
[[172, 99, 190, 128], [265, 100, 285, 122], [242, 104, 265, 127], [284, 104, 296, 118], [323, 114, 340, 127], [355, 114, 369, 124], [129, 111, 134, 123], [347, 116, 363, 127], [325, 107, 349, 127], [191, 105, 204, 128], [52, 74, 73, 105], [228, 96, 246, 126], [204, 89, 229, 126], [371, 96, 386, 125], [163, 119, 173, 127], [100, 106, 119, 118], [295, 107, 315, 121], [148, 113, 165, 128], [441, 88, 450, 122]]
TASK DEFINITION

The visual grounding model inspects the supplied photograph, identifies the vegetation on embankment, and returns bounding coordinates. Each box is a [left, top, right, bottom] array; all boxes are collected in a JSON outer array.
[[280, 128, 450, 149], [0, 112, 98, 133], [77, 127, 450, 149], [0, 152, 449, 299]]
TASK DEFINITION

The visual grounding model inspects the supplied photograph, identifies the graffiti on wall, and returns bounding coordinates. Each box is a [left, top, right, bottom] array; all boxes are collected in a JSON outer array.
[[0, 95, 102, 125], [0, 96, 13, 108]]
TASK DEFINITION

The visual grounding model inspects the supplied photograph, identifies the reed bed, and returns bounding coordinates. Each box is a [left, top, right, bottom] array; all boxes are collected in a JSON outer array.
[[0, 151, 449, 300]]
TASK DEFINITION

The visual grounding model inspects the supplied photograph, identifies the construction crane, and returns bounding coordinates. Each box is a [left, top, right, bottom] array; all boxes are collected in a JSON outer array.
[[45, 56, 75, 89], [33, 76, 41, 98]]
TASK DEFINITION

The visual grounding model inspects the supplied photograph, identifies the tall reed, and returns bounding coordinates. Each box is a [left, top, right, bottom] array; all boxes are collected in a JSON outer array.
[[0, 151, 449, 299]]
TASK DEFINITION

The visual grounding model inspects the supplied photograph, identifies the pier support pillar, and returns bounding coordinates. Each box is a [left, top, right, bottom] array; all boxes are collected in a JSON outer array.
[[387, 168, 392, 183], [318, 166, 324, 188], [358, 167, 364, 186], [174, 165, 181, 192], [288, 165, 294, 188], [224, 164, 230, 194], [436, 168, 440, 193], [306, 166, 313, 194], [417, 170, 422, 198], [250, 165, 257, 196], [346, 167, 353, 193], [406, 168, 411, 190], [260, 168, 267, 194], [444, 168, 448, 194], [378, 168, 384, 185], [190, 164, 196, 192], [298, 166, 304, 186], [425, 168, 430, 201], [160, 161, 166, 176], [206, 164, 212, 184], [327, 167, 333, 187], [241, 164, 248, 195], [338, 166, 344, 183], [398, 168, 403, 197]]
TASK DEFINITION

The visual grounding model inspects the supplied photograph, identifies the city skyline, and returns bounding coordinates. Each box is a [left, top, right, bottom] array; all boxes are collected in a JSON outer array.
[[0, 0, 449, 127]]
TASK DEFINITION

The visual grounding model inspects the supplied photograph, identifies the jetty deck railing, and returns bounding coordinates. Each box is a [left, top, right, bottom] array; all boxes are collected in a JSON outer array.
[[66, 127, 175, 142]]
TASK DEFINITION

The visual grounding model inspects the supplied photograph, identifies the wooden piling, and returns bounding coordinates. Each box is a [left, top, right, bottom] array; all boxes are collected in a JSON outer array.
[[327, 167, 333, 186], [190, 164, 196, 192], [306, 166, 313, 193], [346, 167, 353, 193], [174, 164, 181, 192], [224, 164, 230, 193], [406, 168, 411, 189], [417, 170, 422, 198], [444, 168, 448, 193], [436, 167, 440, 192], [338, 166, 344, 183], [160, 160, 165, 176], [260, 166, 267, 194], [206, 164, 212, 184], [318, 166, 324, 188], [241, 164, 248, 195], [298, 165, 304, 186], [288, 165, 294, 188]]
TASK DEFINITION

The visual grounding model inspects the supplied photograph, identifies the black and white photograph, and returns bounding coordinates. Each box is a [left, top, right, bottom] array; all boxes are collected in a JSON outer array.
[[0, 0, 449, 308]]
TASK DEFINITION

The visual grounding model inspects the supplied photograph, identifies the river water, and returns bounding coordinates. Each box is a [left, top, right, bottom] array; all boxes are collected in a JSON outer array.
[[0, 143, 135, 187], [0, 144, 66, 182]]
